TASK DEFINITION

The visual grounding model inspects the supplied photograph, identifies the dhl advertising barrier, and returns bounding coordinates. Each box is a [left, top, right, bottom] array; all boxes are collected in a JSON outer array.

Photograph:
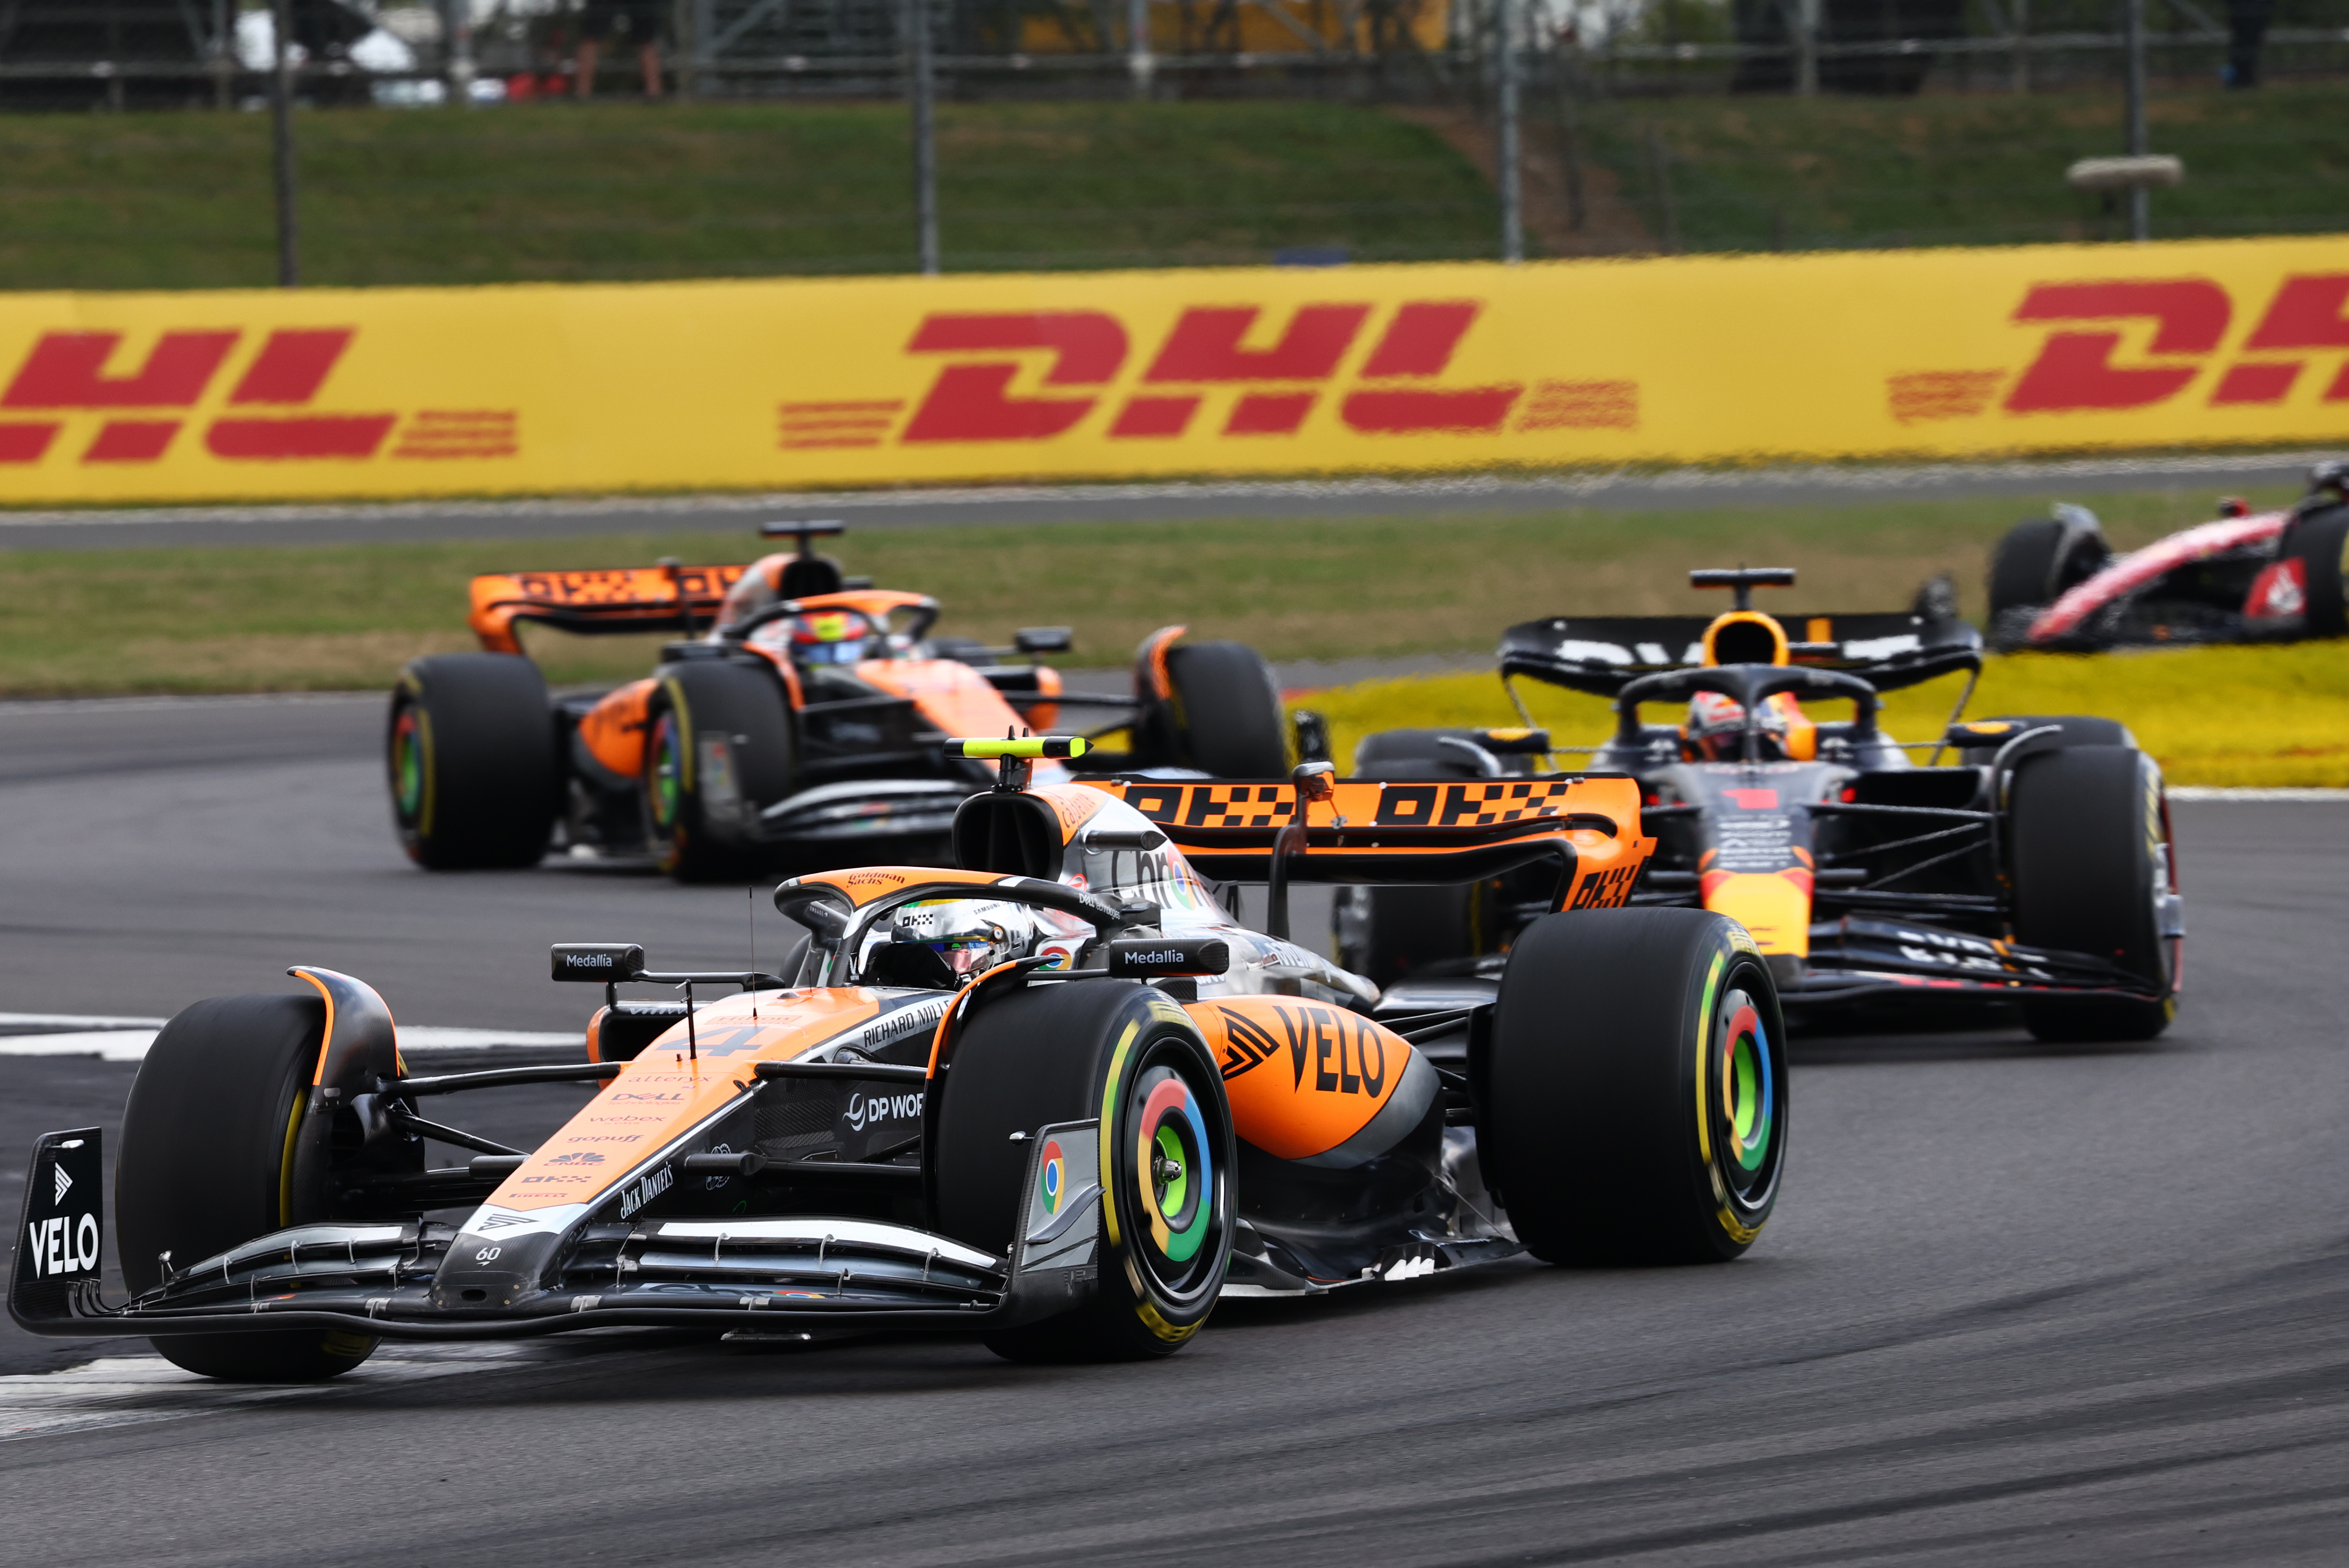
[[3, 234, 2347, 506]]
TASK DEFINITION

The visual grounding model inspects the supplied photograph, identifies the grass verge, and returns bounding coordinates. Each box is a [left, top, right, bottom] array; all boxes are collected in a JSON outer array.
[[0, 101, 1494, 289], [1581, 81, 2349, 253], [1304, 642, 2349, 788], [0, 484, 2290, 697]]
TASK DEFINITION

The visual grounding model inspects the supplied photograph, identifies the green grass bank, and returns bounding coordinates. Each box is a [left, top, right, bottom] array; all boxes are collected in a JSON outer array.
[[0, 482, 2298, 697]]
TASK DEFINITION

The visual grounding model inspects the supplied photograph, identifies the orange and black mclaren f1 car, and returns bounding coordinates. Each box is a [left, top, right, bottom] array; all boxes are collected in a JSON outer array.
[[15, 738, 1788, 1378], [389, 521, 1289, 881], [1342, 568, 2182, 1043]]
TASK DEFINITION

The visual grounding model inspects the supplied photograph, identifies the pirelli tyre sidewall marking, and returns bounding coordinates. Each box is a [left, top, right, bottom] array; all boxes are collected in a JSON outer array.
[[1691, 924, 1785, 1247], [1096, 993, 1231, 1345]]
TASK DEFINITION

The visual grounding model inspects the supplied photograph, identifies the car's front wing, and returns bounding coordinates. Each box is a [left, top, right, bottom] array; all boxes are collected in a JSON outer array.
[[10, 1124, 1101, 1343], [1784, 915, 2172, 1008]]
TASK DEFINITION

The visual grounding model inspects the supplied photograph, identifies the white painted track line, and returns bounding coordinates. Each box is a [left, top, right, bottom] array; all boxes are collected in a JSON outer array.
[[0, 1015, 582, 1061], [0, 1345, 552, 1442], [2167, 786, 2349, 801]]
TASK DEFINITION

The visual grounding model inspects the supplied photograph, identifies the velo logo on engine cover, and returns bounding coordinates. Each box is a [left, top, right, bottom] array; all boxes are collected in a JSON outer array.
[[16, 1129, 104, 1293]]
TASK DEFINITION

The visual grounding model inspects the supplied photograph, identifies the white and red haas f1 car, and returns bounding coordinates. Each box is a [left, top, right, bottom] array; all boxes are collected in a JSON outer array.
[[1987, 460, 2349, 651]]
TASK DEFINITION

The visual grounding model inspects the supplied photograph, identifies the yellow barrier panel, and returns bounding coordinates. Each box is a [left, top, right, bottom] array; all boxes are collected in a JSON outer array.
[[3, 235, 2347, 506]]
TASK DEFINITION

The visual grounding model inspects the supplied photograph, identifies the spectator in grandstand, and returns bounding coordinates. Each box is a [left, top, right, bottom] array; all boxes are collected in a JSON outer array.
[[576, 0, 664, 98]]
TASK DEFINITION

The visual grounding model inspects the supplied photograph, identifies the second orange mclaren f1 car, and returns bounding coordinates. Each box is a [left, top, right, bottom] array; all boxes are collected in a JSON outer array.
[[388, 521, 1290, 880], [1343, 569, 2183, 1043], [15, 738, 1788, 1378]]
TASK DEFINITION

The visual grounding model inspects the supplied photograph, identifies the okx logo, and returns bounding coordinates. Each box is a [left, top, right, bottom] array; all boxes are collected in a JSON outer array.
[[0, 327, 516, 467], [776, 301, 1637, 451], [1889, 274, 2349, 424]]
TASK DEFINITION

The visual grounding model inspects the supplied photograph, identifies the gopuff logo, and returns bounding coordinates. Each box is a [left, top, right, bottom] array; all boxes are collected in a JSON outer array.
[[843, 1086, 926, 1133], [776, 302, 1635, 450], [0, 327, 516, 468], [1890, 274, 2349, 423]]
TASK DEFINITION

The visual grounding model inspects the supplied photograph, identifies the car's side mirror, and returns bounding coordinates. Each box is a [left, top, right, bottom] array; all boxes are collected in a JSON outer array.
[[550, 943, 646, 982]]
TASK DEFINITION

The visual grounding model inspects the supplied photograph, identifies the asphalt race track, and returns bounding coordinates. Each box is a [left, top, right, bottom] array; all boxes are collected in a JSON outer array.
[[3, 695, 2348, 1565], [0, 450, 2329, 551]]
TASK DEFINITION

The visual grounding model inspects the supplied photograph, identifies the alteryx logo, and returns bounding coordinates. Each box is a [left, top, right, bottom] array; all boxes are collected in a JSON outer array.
[[0, 328, 516, 468]]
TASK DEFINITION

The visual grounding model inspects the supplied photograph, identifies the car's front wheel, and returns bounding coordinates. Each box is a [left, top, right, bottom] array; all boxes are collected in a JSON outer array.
[[2009, 744, 2179, 1042], [116, 994, 379, 1382], [932, 980, 1235, 1362]]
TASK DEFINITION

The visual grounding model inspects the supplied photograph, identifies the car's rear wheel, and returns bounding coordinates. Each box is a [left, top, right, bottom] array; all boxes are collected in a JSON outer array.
[[2281, 507, 2349, 638], [1334, 733, 1504, 985], [1483, 908, 1787, 1264], [1148, 641, 1288, 777], [1953, 714, 2135, 770], [389, 654, 558, 869], [116, 994, 377, 1382], [2009, 744, 2178, 1042], [643, 660, 796, 883], [932, 981, 1234, 1362]]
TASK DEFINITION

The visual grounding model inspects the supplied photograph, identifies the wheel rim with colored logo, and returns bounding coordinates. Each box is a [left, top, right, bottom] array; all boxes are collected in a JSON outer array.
[[1115, 1040, 1228, 1302], [390, 704, 426, 826], [647, 709, 685, 839], [1708, 984, 1783, 1208]]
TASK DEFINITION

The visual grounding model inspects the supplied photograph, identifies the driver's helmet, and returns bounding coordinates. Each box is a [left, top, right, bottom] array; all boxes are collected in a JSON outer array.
[[1684, 690, 1809, 762], [885, 899, 1038, 980], [790, 609, 874, 665]]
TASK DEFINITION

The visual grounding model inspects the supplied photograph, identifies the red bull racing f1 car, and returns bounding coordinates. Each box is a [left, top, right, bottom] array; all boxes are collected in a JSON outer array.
[[1987, 458, 2349, 651], [1342, 569, 2182, 1044], [390, 521, 1290, 880], [15, 739, 1788, 1379]]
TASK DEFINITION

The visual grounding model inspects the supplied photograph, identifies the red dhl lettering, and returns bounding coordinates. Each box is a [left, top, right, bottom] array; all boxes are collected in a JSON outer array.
[[888, 299, 1569, 446], [1894, 272, 2349, 423], [0, 326, 517, 467]]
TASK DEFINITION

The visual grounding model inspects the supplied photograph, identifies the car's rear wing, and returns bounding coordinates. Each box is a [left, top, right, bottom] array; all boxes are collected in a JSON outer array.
[[1497, 611, 1982, 698], [468, 564, 752, 654], [1082, 774, 1654, 913]]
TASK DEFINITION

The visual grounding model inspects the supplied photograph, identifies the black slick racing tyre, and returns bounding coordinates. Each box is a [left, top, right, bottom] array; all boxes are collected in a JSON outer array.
[[116, 994, 377, 1382], [2009, 745, 2178, 1043], [932, 981, 1235, 1363], [388, 654, 558, 869], [1987, 515, 2109, 618], [2280, 508, 2349, 638], [1955, 714, 2135, 770], [1159, 641, 1288, 777], [643, 659, 796, 883], [1484, 908, 1787, 1265]]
